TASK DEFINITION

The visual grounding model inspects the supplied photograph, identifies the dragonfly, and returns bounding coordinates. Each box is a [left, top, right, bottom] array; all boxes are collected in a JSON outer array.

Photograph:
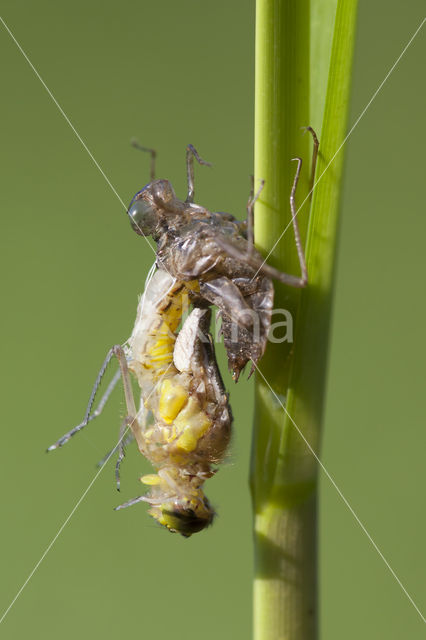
[[48, 130, 317, 536]]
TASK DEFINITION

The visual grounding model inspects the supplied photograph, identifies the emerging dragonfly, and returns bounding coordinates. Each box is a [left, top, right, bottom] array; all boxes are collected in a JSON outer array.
[[48, 131, 317, 536], [49, 269, 232, 536]]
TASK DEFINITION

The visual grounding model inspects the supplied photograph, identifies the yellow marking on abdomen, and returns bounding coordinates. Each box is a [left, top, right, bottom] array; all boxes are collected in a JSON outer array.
[[173, 396, 212, 452], [159, 378, 188, 424], [143, 280, 197, 374]]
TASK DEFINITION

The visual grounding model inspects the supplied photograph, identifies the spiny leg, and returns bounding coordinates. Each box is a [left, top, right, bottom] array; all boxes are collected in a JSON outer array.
[[249, 174, 254, 200], [89, 368, 121, 422], [289, 156, 308, 285], [246, 178, 265, 255], [85, 368, 132, 475], [247, 128, 318, 259], [246, 174, 254, 249], [199, 277, 255, 329], [47, 347, 118, 451], [112, 381, 152, 490], [215, 236, 305, 287], [246, 128, 318, 281], [114, 495, 147, 511], [55, 367, 122, 447], [114, 404, 151, 494], [215, 158, 308, 287], [131, 139, 157, 181], [304, 126, 319, 196], [113, 345, 137, 419], [107, 346, 147, 482], [48, 345, 138, 450], [185, 144, 212, 204], [96, 432, 134, 469], [115, 416, 133, 491]]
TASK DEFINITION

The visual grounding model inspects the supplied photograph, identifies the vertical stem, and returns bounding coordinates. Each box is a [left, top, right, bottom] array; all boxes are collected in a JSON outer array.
[[253, 2, 314, 638], [254, 1, 310, 354], [252, 1, 358, 639]]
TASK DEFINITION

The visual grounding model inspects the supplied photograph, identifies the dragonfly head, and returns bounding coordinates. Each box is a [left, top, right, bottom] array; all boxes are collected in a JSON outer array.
[[127, 179, 177, 236], [149, 495, 215, 537]]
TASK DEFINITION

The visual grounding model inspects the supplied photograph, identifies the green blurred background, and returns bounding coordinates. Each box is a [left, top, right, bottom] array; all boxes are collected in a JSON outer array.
[[0, 1, 424, 638]]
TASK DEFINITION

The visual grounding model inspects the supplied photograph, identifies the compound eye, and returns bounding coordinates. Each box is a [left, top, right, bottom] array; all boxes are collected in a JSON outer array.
[[127, 197, 157, 236], [161, 505, 214, 537]]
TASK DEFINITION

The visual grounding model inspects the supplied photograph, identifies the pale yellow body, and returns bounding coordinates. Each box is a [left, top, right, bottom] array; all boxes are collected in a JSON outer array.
[[125, 269, 231, 534]]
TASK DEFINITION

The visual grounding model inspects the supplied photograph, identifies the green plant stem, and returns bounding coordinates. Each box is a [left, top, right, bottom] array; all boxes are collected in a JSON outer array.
[[251, 2, 358, 639]]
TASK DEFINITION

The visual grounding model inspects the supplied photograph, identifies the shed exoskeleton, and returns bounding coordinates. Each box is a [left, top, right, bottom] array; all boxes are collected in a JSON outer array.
[[128, 133, 318, 380]]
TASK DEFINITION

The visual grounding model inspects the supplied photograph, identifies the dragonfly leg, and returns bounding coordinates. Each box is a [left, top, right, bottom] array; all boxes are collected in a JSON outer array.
[[303, 126, 319, 195], [114, 495, 147, 511], [47, 345, 138, 450], [102, 345, 144, 472], [89, 369, 121, 422], [246, 178, 265, 255], [96, 432, 134, 469], [216, 156, 308, 288], [131, 140, 157, 182], [114, 416, 135, 491], [199, 277, 255, 329], [243, 127, 319, 282], [94, 418, 134, 492], [185, 144, 212, 203], [289, 156, 308, 286]]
